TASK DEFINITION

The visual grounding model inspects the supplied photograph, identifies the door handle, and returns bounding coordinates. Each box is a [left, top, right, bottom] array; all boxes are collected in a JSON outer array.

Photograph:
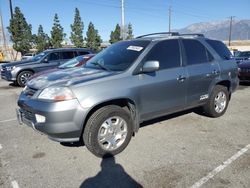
[[177, 75, 186, 82], [206, 70, 220, 77], [212, 70, 220, 75]]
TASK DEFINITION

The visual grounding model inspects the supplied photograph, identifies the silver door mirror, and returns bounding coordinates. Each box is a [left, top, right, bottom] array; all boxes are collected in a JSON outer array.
[[142, 61, 159, 73]]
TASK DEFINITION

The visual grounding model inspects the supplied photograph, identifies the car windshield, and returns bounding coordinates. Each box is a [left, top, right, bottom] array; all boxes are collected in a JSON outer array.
[[59, 56, 84, 69], [32, 52, 47, 61], [84, 40, 150, 71], [236, 52, 250, 57]]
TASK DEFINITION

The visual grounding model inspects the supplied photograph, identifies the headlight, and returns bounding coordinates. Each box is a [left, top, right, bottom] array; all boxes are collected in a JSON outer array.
[[38, 87, 76, 101], [6, 66, 15, 71], [238, 67, 241, 72]]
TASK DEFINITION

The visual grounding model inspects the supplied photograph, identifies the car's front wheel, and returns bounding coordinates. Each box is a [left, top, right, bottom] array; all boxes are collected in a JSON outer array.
[[203, 85, 229, 118], [83, 105, 133, 157], [17, 70, 33, 87]]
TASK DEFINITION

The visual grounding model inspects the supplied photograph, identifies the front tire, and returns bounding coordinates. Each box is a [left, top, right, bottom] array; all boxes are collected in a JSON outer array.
[[203, 85, 229, 118], [17, 71, 33, 87], [83, 105, 133, 157]]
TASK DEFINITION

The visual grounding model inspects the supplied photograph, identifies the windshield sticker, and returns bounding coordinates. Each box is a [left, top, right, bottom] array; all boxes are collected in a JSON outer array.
[[127, 46, 143, 52]]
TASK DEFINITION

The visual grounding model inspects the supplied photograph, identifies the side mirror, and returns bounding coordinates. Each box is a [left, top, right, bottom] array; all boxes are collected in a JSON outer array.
[[142, 61, 159, 73]]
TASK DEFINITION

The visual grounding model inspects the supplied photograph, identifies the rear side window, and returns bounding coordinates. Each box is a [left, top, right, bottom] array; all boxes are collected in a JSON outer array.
[[61, 51, 76, 59], [144, 39, 181, 70], [183, 39, 212, 65], [206, 39, 232, 60], [79, 51, 90, 55]]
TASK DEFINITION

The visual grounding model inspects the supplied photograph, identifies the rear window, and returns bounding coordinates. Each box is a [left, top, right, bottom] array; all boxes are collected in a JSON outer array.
[[206, 40, 232, 60]]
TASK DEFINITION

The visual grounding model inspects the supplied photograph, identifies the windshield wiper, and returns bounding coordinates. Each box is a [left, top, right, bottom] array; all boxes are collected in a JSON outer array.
[[90, 62, 110, 71]]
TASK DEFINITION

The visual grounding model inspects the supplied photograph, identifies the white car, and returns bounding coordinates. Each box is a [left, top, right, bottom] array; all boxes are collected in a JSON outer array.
[[21, 53, 36, 60]]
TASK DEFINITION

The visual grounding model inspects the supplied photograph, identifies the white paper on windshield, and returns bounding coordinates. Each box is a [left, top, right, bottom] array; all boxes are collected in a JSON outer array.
[[127, 46, 143, 52]]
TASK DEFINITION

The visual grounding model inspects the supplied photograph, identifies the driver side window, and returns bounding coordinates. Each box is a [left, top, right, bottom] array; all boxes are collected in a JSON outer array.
[[144, 39, 181, 70], [48, 52, 60, 61]]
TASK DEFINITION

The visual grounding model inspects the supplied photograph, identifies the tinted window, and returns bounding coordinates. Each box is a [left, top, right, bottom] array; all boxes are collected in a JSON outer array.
[[237, 51, 250, 57], [144, 40, 181, 69], [206, 39, 232, 60], [79, 51, 90, 55], [61, 51, 76, 59], [183, 39, 211, 65], [48, 52, 60, 61], [85, 40, 150, 71]]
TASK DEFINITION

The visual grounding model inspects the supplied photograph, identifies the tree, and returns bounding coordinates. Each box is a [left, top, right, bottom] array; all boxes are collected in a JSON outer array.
[[7, 7, 33, 55], [35, 25, 51, 52], [70, 8, 84, 47], [109, 24, 121, 44], [86, 22, 102, 51], [50, 14, 65, 48], [126, 23, 133, 39]]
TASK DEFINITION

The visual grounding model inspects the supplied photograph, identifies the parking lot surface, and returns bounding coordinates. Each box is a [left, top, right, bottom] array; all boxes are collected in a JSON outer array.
[[0, 79, 249, 188]]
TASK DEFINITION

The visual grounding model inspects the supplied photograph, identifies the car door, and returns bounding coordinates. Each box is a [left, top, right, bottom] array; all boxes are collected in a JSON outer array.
[[181, 39, 220, 106], [34, 52, 61, 72], [137, 39, 188, 120]]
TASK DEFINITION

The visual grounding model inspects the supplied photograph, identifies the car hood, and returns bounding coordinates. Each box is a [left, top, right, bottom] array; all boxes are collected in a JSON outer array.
[[27, 67, 117, 90], [2, 59, 37, 68], [29, 68, 59, 80], [238, 61, 250, 68]]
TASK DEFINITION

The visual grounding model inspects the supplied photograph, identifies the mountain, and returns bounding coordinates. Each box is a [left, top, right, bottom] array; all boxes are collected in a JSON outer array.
[[177, 19, 250, 41]]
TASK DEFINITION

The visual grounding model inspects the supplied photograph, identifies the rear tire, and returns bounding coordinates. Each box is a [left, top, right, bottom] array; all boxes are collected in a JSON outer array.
[[203, 85, 229, 118], [17, 71, 33, 87], [83, 105, 133, 157]]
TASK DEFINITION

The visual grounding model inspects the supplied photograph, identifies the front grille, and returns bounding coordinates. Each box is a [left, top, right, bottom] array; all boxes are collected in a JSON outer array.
[[240, 68, 250, 73], [22, 109, 35, 121], [23, 87, 38, 97], [0, 67, 6, 77]]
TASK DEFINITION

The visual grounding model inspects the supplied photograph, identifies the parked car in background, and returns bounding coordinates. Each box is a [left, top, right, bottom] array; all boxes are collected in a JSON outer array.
[[17, 32, 238, 157], [235, 51, 250, 62], [238, 60, 250, 82], [0, 48, 94, 87], [21, 52, 36, 60], [30, 54, 95, 79]]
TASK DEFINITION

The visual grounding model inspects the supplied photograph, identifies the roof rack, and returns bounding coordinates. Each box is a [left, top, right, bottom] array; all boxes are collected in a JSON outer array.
[[179, 33, 205, 37], [136, 32, 180, 38]]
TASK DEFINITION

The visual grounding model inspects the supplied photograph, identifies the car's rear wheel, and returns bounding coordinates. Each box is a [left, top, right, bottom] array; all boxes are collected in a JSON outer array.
[[203, 85, 229, 117], [83, 105, 133, 157], [17, 71, 33, 87]]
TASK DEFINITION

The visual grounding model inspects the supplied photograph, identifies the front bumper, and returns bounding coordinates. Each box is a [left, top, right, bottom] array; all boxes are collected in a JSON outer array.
[[1, 70, 16, 81], [17, 92, 86, 142], [239, 72, 250, 81]]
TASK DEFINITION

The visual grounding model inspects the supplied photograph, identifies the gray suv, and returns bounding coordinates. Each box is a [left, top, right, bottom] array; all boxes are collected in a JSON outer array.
[[17, 33, 239, 157], [1, 48, 94, 87]]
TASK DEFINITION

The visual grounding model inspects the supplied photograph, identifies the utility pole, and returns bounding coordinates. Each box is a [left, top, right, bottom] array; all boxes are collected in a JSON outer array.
[[121, 0, 125, 40], [9, 0, 13, 19], [228, 16, 235, 46], [168, 5, 172, 32]]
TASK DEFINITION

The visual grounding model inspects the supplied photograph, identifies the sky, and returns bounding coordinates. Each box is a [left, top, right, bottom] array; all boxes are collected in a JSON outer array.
[[1, 0, 250, 41]]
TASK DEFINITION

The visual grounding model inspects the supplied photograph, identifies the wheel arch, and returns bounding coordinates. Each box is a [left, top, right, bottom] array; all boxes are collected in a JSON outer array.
[[215, 80, 231, 100], [16, 69, 35, 78], [81, 98, 139, 139]]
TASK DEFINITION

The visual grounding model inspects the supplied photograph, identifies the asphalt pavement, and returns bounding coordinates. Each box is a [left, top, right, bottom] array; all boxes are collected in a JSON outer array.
[[0, 79, 249, 188]]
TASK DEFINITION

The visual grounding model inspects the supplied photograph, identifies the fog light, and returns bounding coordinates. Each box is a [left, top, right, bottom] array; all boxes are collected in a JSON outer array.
[[35, 114, 46, 123]]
